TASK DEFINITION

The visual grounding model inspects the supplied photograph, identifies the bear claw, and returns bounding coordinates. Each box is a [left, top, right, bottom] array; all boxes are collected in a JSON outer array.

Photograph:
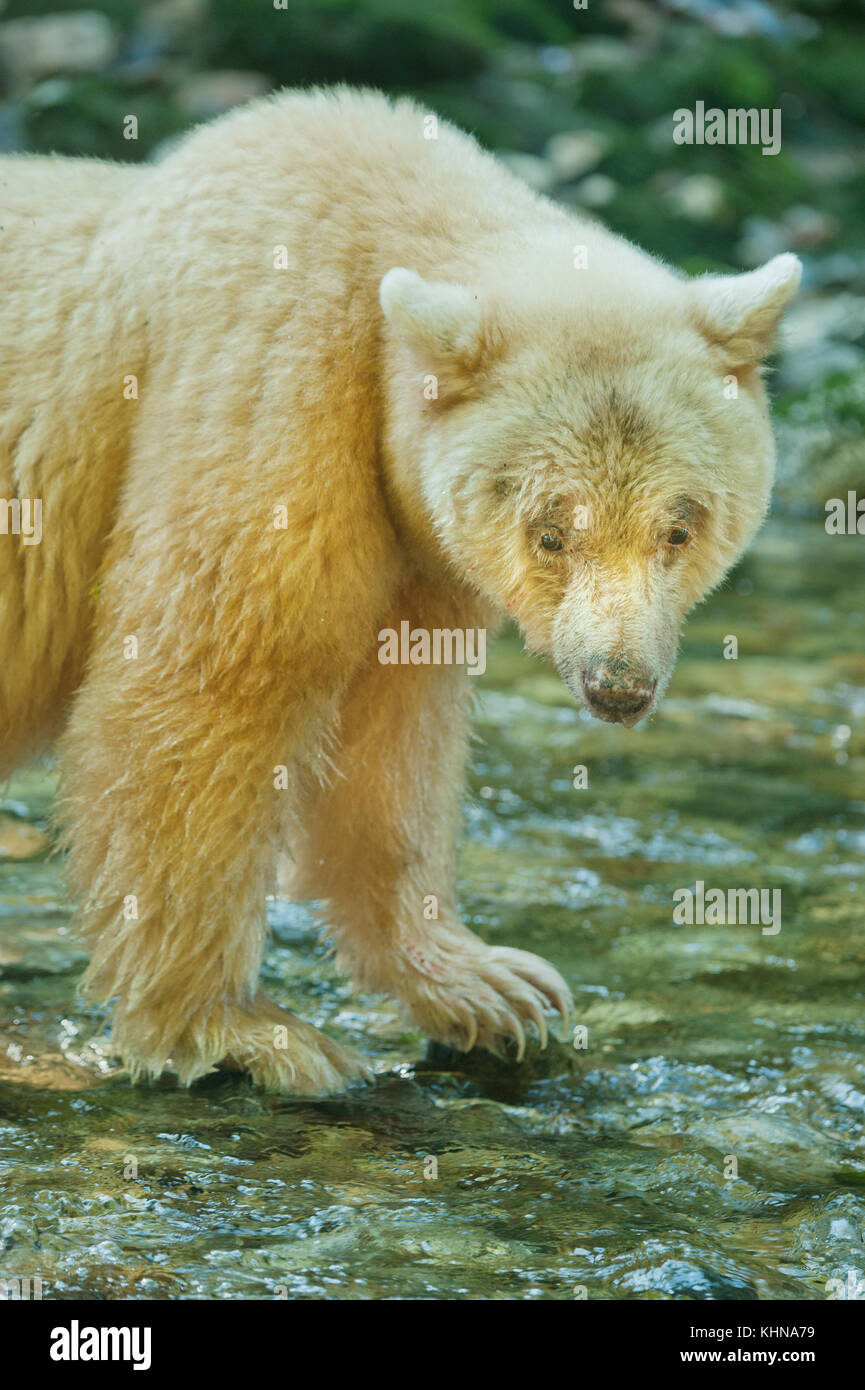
[[397, 936, 573, 1060]]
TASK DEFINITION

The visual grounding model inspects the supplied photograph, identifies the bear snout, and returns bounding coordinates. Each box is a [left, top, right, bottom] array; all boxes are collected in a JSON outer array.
[[580, 661, 657, 726]]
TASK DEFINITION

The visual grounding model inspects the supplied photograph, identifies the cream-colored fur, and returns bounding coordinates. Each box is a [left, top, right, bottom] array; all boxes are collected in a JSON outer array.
[[0, 88, 799, 1092]]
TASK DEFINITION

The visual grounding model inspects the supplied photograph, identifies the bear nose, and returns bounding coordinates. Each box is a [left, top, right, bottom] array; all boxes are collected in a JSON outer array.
[[581, 661, 656, 725]]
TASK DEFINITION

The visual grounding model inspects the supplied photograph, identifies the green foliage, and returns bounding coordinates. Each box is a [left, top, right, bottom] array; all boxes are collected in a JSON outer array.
[[21, 79, 186, 160], [2, 0, 865, 268], [198, 0, 574, 91]]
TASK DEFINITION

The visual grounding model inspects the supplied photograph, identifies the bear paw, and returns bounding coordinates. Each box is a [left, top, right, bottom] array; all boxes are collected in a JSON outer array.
[[214, 999, 370, 1095], [399, 939, 572, 1060], [115, 994, 369, 1096]]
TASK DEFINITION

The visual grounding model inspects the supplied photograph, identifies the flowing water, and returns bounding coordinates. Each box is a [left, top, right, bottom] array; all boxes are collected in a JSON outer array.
[[1, 517, 863, 1301]]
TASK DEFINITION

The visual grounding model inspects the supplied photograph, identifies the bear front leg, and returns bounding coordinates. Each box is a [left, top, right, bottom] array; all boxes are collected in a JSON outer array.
[[289, 585, 573, 1059], [57, 566, 368, 1094]]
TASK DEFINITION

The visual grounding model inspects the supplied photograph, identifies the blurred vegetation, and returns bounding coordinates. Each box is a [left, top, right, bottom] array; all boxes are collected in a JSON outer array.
[[1, 0, 864, 502], [1, 0, 864, 268]]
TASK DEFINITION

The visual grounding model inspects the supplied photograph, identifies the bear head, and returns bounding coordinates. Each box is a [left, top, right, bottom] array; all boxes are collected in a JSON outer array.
[[379, 249, 800, 725]]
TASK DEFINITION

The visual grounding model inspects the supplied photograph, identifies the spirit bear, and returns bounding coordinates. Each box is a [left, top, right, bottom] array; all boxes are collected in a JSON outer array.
[[0, 89, 800, 1092]]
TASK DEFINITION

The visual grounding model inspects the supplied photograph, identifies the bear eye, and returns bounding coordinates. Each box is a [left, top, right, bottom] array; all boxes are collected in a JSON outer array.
[[540, 528, 564, 553], [666, 526, 691, 547]]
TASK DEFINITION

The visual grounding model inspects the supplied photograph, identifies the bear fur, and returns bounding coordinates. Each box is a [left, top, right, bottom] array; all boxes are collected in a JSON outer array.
[[0, 88, 800, 1092]]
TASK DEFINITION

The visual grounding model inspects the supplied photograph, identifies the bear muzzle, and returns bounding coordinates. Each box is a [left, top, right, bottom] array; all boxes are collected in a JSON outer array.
[[580, 659, 657, 726]]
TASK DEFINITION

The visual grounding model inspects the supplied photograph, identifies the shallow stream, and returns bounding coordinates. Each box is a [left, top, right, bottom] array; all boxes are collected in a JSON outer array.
[[1, 517, 864, 1300]]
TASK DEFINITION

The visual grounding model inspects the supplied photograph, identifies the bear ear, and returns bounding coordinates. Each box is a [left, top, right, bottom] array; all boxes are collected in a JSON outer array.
[[693, 253, 802, 366], [380, 267, 485, 365]]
